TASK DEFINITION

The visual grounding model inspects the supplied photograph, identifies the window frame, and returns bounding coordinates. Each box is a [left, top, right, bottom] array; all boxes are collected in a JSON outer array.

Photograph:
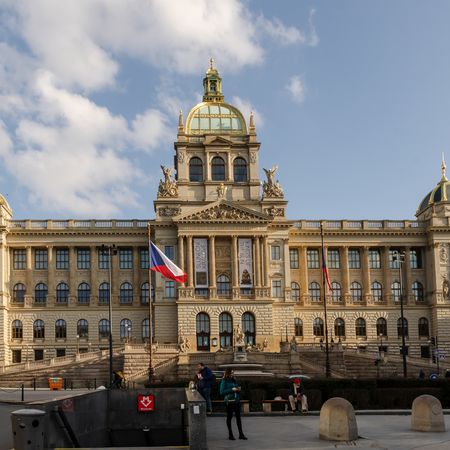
[[77, 248, 91, 270], [211, 156, 226, 181], [369, 249, 381, 269], [289, 248, 299, 269], [56, 248, 69, 270], [348, 249, 361, 269], [13, 249, 26, 270], [119, 248, 133, 270], [307, 249, 320, 269], [327, 249, 340, 269], [189, 157, 203, 182], [233, 157, 247, 182], [35, 249, 48, 270]]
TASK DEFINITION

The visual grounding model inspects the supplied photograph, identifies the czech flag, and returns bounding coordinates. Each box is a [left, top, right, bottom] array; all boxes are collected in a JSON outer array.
[[321, 244, 332, 292], [150, 241, 187, 283]]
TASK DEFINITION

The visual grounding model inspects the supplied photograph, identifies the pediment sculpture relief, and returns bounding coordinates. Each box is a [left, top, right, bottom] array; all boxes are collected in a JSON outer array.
[[182, 204, 265, 222]]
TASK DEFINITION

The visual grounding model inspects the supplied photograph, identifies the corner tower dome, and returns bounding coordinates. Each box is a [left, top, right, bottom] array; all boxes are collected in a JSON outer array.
[[416, 156, 450, 218], [186, 59, 247, 135]]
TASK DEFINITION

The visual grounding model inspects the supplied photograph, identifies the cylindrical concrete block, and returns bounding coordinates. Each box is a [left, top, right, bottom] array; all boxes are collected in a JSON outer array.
[[11, 409, 46, 450], [411, 395, 446, 432], [319, 397, 358, 441]]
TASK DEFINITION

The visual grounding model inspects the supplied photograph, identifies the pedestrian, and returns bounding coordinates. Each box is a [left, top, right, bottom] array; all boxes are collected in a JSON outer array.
[[419, 369, 425, 380], [220, 368, 247, 440], [197, 362, 214, 413], [288, 377, 308, 414]]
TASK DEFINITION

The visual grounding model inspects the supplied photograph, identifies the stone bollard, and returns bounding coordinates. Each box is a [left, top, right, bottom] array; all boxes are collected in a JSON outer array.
[[319, 397, 358, 441], [411, 394, 446, 432], [11, 409, 46, 450]]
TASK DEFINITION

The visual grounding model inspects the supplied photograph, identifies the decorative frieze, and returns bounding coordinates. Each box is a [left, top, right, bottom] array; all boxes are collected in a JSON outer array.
[[158, 207, 181, 217]]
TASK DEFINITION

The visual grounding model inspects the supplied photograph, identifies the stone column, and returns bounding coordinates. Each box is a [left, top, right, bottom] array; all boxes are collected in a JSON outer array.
[[25, 246, 33, 290], [90, 245, 98, 303], [187, 236, 193, 288], [362, 246, 371, 297], [405, 247, 412, 302], [383, 246, 392, 303], [254, 236, 261, 287], [178, 235, 185, 287], [263, 236, 269, 287], [299, 246, 308, 300], [231, 235, 238, 288], [341, 246, 350, 298], [209, 235, 216, 287], [283, 239, 290, 291]]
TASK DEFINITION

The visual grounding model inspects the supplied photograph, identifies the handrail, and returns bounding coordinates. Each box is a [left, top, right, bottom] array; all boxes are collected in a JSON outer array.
[[127, 355, 179, 381]]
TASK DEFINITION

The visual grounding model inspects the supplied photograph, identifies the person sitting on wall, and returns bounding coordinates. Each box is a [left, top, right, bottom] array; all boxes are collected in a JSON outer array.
[[288, 378, 308, 414]]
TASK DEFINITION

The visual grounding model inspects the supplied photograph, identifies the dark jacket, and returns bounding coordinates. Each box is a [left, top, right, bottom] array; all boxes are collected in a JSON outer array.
[[289, 382, 305, 397], [220, 377, 241, 403], [199, 366, 214, 388]]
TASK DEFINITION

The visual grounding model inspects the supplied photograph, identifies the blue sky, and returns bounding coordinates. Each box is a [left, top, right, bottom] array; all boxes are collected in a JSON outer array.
[[1, 0, 450, 220]]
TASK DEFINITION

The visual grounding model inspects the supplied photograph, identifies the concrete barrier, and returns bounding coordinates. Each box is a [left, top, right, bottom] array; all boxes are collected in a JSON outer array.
[[411, 394, 446, 432], [186, 389, 207, 450], [11, 409, 46, 450], [319, 397, 358, 441]]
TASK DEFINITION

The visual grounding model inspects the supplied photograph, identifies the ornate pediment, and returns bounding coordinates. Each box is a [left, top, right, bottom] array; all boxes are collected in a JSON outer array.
[[175, 201, 269, 224], [205, 135, 233, 145]]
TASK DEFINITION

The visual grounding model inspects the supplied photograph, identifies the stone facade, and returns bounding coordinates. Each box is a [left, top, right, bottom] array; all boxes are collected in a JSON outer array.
[[1, 63, 450, 367]]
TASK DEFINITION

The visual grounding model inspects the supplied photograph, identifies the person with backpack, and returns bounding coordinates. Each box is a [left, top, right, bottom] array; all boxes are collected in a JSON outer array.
[[197, 362, 215, 413]]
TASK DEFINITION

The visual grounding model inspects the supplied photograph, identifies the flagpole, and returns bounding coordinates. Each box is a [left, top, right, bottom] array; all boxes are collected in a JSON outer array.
[[320, 222, 331, 378], [148, 222, 155, 385]]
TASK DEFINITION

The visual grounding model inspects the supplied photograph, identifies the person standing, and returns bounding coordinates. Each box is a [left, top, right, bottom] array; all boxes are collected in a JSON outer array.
[[220, 368, 247, 440], [197, 362, 214, 413], [288, 378, 308, 414]]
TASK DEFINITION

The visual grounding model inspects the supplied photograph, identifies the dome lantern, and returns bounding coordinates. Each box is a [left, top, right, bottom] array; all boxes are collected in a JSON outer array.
[[202, 58, 224, 103]]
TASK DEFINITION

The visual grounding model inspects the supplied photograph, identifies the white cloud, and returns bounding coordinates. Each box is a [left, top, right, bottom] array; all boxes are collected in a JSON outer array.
[[231, 96, 264, 129], [286, 76, 305, 104]]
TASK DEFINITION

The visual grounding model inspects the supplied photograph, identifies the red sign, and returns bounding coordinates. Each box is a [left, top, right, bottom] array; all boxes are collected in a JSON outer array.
[[138, 394, 155, 412]]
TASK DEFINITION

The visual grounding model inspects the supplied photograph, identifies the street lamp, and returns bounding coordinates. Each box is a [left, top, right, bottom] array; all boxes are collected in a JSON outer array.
[[99, 244, 117, 387], [127, 325, 132, 343], [320, 223, 331, 378], [393, 250, 407, 378], [76, 334, 80, 354]]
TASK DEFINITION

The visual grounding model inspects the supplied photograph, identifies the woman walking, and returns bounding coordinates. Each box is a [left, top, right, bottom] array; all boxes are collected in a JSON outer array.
[[219, 368, 247, 440]]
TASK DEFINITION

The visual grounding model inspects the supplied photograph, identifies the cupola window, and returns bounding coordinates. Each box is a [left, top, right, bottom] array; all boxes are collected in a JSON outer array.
[[189, 157, 203, 182], [233, 157, 247, 182], [211, 156, 225, 181]]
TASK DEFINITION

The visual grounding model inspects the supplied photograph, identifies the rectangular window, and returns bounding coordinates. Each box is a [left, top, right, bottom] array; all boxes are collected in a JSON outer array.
[[140, 248, 150, 269], [98, 250, 110, 269], [348, 249, 361, 269], [389, 249, 401, 269], [119, 248, 133, 269], [164, 245, 175, 261], [410, 248, 422, 269], [420, 345, 430, 359], [165, 280, 175, 298], [307, 249, 320, 269], [289, 249, 299, 269], [35, 249, 48, 270], [369, 249, 381, 269], [327, 249, 340, 269], [56, 249, 69, 270], [272, 279, 282, 297], [13, 249, 26, 270], [56, 348, 66, 358], [77, 248, 90, 270], [34, 349, 44, 361], [271, 245, 281, 261], [12, 349, 21, 364]]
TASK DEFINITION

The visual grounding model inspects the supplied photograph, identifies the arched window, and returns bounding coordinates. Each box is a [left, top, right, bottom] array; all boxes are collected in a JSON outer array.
[[219, 312, 233, 348], [13, 283, 26, 302], [55, 319, 67, 339], [217, 274, 231, 295], [371, 281, 382, 301], [33, 319, 45, 339], [391, 281, 401, 302], [313, 317, 324, 337], [211, 156, 225, 181], [397, 317, 408, 337], [309, 282, 321, 301], [141, 282, 150, 304], [376, 317, 388, 337], [120, 282, 133, 304], [120, 319, 132, 340], [196, 313, 210, 351], [418, 317, 429, 337], [98, 282, 110, 304], [77, 282, 90, 304], [355, 318, 366, 337], [77, 319, 88, 338], [35, 283, 48, 303], [291, 282, 300, 302], [233, 157, 247, 182], [242, 312, 256, 345], [294, 318, 303, 337], [98, 319, 110, 338], [331, 282, 341, 302], [350, 282, 362, 302], [142, 318, 150, 340], [334, 318, 345, 338], [412, 281, 424, 302], [189, 157, 203, 182], [11, 320, 23, 339], [56, 282, 69, 303]]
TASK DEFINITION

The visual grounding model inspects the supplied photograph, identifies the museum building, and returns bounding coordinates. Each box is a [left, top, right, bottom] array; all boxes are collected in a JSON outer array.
[[1, 62, 449, 366]]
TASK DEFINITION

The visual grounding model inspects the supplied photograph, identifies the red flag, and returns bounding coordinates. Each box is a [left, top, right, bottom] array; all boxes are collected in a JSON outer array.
[[322, 243, 332, 292]]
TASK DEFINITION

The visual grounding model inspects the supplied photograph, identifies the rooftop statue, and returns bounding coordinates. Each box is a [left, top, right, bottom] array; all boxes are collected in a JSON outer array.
[[262, 165, 284, 198], [158, 165, 178, 198]]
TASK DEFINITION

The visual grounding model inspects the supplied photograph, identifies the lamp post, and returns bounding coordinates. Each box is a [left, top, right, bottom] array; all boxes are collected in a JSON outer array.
[[320, 223, 331, 378], [393, 251, 407, 378], [76, 334, 80, 354], [99, 244, 117, 387]]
